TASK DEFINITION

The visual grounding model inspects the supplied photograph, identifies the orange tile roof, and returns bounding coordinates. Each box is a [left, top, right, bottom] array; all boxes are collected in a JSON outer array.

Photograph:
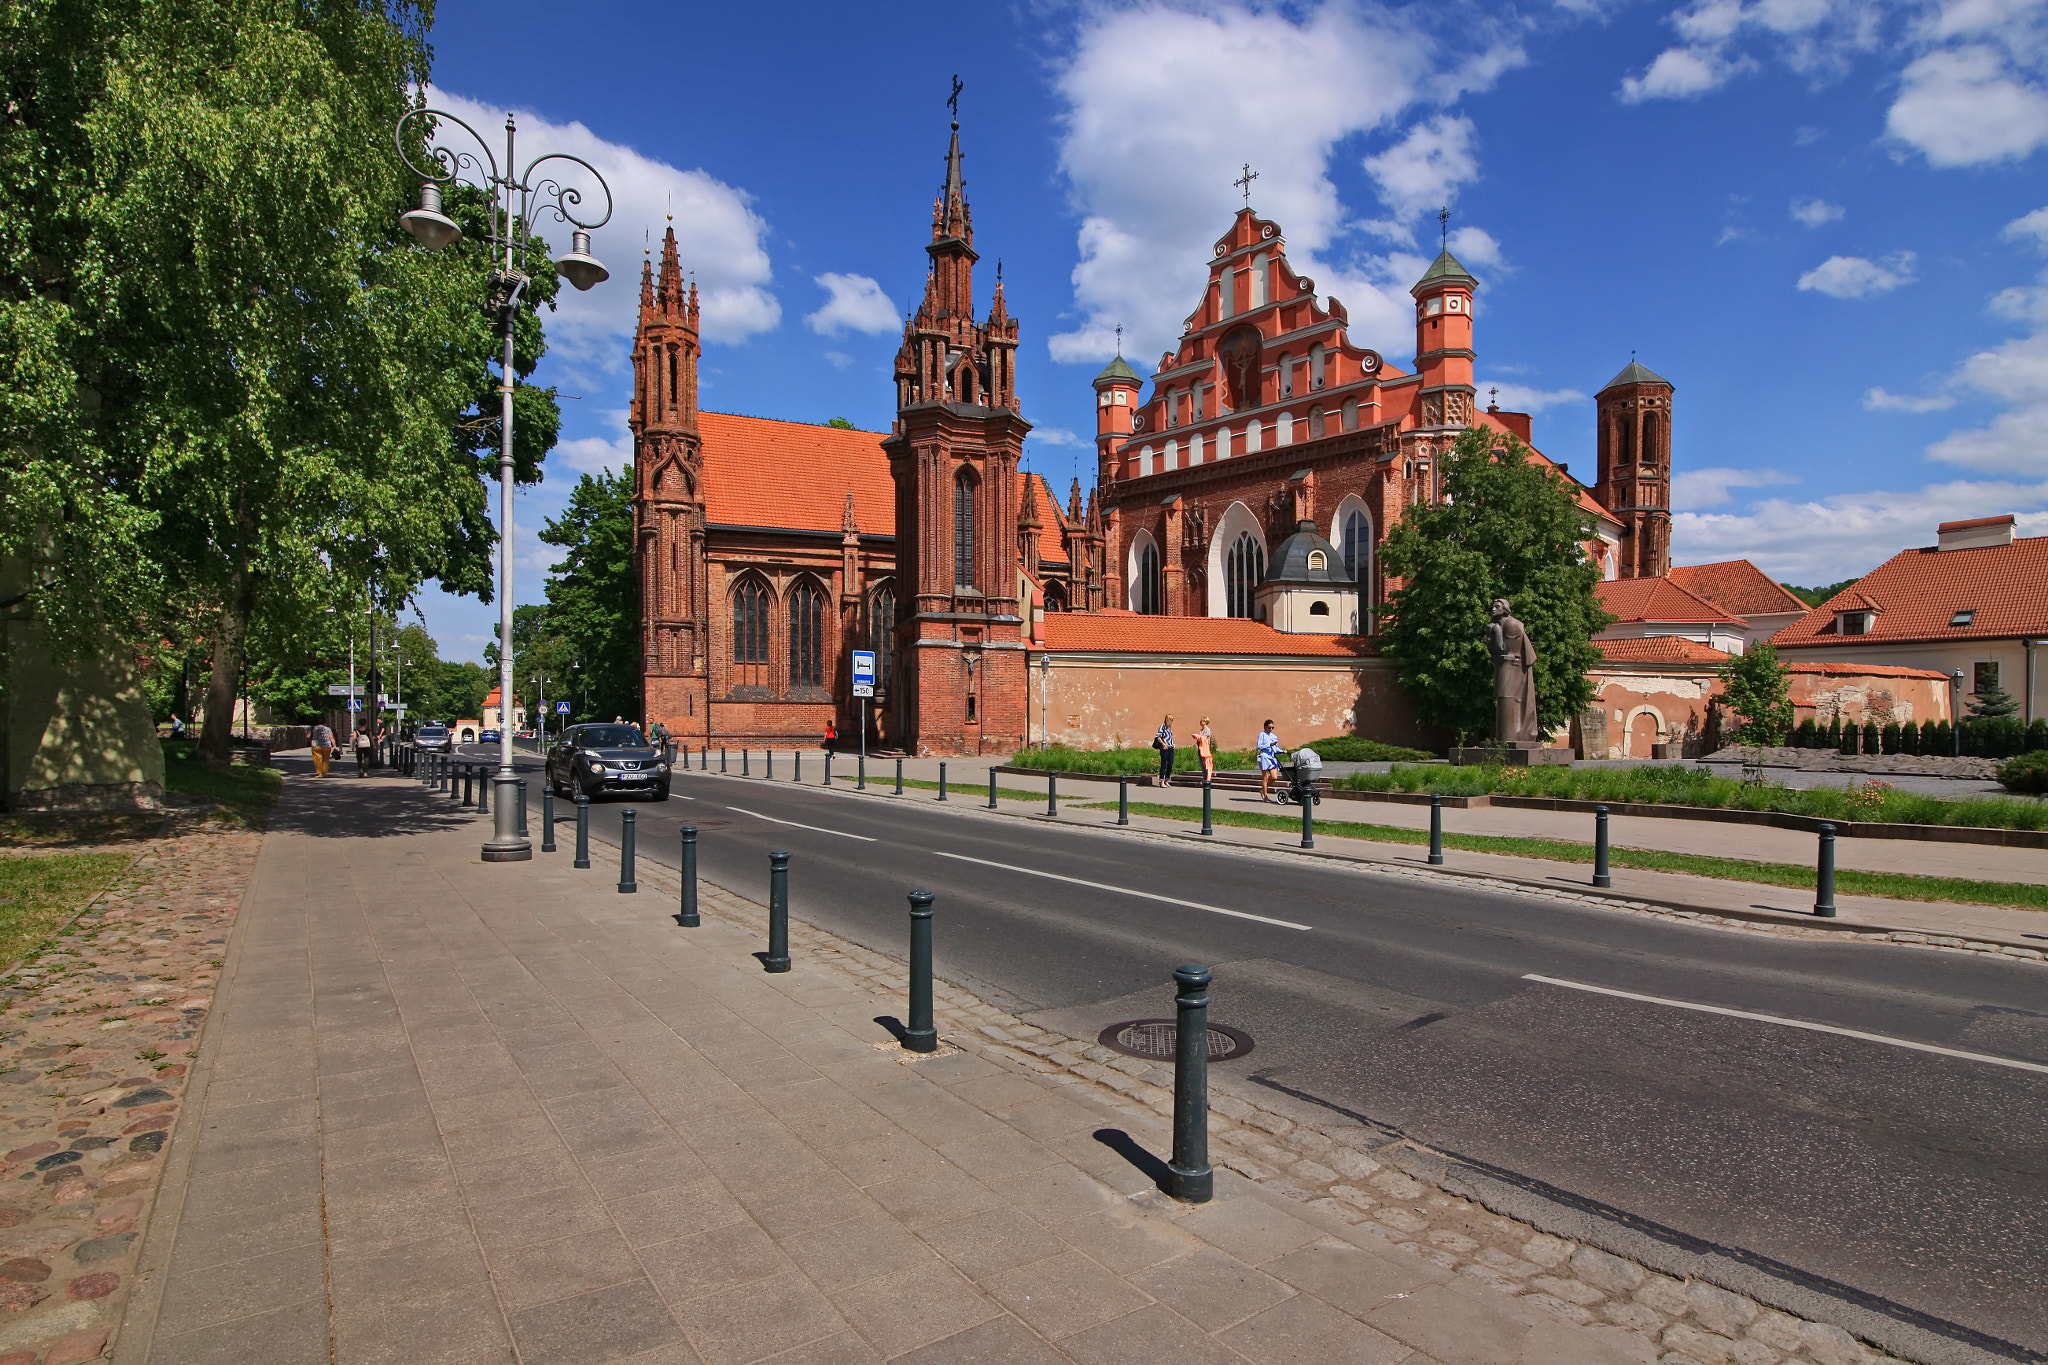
[[1595, 637, 1731, 664], [698, 412, 893, 536], [1041, 614, 1375, 657], [1595, 576, 1748, 625], [1775, 535, 2048, 647], [1022, 472, 1071, 567], [1783, 661, 1951, 680], [1669, 560, 1809, 618]]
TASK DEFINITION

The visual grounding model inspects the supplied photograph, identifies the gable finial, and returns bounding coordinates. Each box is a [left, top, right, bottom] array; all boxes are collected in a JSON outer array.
[[1234, 163, 1259, 208], [1439, 205, 1450, 249], [948, 74, 962, 124], [1114, 322, 1123, 357]]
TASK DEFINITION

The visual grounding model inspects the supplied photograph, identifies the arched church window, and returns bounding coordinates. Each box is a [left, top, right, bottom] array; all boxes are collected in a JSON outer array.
[[1165, 389, 1178, 427], [1617, 415, 1635, 464], [1225, 532, 1264, 619], [1278, 353, 1293, 398], [667, 348, 678, 413], [733, 578, 771, 678], [789, 580, 825, 687], [1341, 508, 1372, 587], [1310, 601, 1330, 616], [1308, 550, 1327, 571], [1310, 344, 1326, 389], [869, 583, 894, 689], [1640, 412, 1661, 466], [1137, 540, 1163, 615], [1309, 407, 1325, 439], [954, 473, 977, 588]]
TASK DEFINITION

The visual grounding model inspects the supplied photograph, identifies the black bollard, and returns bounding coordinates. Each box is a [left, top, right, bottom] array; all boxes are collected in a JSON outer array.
[[618, 809, 638, 893], [541, 787, 557, 854], [573, 791, 591, 869], [764, 851, 791, 972], [721, 746, 728, 773], [857, 754, 866, 791], [1165, 965, 1214, 1203], [825, 752, 834, 786], [766, 748, 773, 780], [987, 770, 997, 810], [794, 750, 801, 784], [1593, 805, 1611, 887], [678, 826, 699, 927], [516, 778, 526, 836], [1118, 773, 1129, 825], [1299, 789, 1314, 848], [1201, 780, 1213, 836], [895, 758, 904, 796], [904, 891, 937, 1053], [477, 770, 489, 815], [938, 762, 948, 801], [1428, 794, 1444, 866], [461, 766, 474, 808], [1047, 771, 1058, 817], [743, 748, 750, 777], [1815, 823, 1837, 917]]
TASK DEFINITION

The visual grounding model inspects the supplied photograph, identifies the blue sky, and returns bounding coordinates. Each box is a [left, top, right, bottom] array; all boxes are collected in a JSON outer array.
[[414, 0, 2048, 663]]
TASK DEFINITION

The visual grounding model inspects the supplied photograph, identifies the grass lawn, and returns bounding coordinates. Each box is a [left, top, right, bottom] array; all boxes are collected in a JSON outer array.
[[0, 852, 134, 970], [161, 739, 281, 825], [1087, 801, 2048, 912]]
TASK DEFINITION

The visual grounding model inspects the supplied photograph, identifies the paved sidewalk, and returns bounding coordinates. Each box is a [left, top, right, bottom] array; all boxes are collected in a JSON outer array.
[[121, 773, 1661, 1365]]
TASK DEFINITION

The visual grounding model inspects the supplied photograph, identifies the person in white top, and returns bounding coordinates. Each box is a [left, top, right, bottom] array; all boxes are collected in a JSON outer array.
[[1153, 715, 1176, 787]]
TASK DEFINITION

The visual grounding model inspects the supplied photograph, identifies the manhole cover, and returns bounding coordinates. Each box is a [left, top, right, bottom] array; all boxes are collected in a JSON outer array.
[[1097, 1019, 1254, 1062]]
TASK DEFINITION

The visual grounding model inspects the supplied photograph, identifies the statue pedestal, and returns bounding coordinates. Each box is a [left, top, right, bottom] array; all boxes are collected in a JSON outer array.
[[1450, 742, 1572, 767]]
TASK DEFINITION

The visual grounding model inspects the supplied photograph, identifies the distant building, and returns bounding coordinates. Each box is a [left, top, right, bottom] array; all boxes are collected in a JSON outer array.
[[1668, 560, 1812, 648], [1595, 577, 1750, 656], [1773, 516, 2048, 723], [480, 688, 526, 735]]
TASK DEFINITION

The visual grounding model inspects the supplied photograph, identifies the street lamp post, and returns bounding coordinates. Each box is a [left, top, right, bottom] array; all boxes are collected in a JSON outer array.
[[396, 106, 612, 862]]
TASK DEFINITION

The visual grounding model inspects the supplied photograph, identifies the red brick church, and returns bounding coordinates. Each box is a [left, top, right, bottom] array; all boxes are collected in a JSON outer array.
[[630, 113, 1678, 755]]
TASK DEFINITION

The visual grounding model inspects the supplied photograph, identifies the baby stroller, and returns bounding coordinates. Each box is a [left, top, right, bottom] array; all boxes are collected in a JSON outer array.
[[1274, 747, 1323, 805]]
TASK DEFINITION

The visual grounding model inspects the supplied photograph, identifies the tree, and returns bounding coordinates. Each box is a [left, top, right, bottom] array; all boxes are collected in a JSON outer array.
[[1968, 675, 2020, 718], [1716, 641, 1795, 746], [1780, 578, 1861, 608], [826, 417, 857, 430], [1379, 428, 1610, 742], [537, 470, 640, 723]]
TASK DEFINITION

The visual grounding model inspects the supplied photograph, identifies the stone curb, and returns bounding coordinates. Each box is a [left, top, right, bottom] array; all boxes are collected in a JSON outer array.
[[585, 825, 2033, 1365]]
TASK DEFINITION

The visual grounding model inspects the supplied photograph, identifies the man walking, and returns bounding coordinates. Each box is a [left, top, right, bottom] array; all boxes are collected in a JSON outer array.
[[310, 722, 334, 778]]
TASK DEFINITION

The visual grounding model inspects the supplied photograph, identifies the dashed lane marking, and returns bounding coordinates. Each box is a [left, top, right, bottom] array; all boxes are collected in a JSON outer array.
[[726, 807, 877, 842], [930, 851, 1311, 931]]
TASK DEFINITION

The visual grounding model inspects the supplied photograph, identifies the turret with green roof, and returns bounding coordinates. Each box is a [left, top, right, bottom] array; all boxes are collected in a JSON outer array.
[[1411, 248, 1478, 292], [1092, 354, 1141, 388]]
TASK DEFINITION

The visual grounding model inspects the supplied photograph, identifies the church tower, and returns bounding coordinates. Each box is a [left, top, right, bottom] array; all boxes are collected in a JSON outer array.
[[1410, 248, 1478, 433], [883, 108, 1031, 754], [631, 228, 710, 739], [1093, 352, 1140, 488], [1594, 360, 1674, 579]]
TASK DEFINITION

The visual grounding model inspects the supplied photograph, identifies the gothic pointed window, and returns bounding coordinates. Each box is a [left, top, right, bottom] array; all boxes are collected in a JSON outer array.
[[789, 579, 824, 687], [869, 583, 895, 689], [1225, 532, 1264, 619], [954, 473, 977, 588], [1341, 508, 1372, 585], [1137, 540, 1163, 615]]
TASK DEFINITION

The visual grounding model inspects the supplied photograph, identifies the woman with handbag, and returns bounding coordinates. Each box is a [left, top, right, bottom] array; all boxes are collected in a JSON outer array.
[[1152, 714, 1176, 787]]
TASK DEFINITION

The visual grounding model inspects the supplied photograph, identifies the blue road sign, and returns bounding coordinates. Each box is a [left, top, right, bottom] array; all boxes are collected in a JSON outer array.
[[851, 650, 876, 687], [347, 699, 362, 711], [556, 701, 571, 714]]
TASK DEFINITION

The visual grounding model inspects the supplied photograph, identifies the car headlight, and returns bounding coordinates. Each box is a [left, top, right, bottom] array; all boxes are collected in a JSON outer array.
[[658, 762, 670, 773], [588, 761, 606, 774]]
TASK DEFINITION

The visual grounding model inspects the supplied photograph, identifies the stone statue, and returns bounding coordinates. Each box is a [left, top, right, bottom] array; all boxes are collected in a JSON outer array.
[[1487, 598, 1540, 743]]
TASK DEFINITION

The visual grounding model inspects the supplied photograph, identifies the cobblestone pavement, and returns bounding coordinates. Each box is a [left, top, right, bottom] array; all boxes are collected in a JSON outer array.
[[111, 772, 1957, 1365], [0, 819, 262, 1365]]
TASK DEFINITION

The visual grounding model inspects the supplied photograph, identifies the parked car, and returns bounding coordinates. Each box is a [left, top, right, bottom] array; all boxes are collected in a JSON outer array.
[[413, 723, 453, 753], [546, 723, 669, 801], [479, 728, 500, 743]]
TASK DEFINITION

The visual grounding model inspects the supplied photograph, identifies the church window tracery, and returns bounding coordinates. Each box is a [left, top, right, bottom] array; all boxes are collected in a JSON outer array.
[[789, 579, 825, 687], [732, 576, 771, 683], [1134, 537, 1163, 615], [1225, 532, 1264, 619], [954, 472, 977, 588], [868, 583, 895, 688]]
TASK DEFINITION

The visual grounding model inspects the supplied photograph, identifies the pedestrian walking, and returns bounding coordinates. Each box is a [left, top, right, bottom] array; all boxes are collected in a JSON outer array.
[[1152, 714, 1176, 787], [1195, 716, 1216, 783], [823, 721, 837, 754], [309, 722, 334, 778], [353, 725, 373, 777], [1257, 719, 1284, 802]]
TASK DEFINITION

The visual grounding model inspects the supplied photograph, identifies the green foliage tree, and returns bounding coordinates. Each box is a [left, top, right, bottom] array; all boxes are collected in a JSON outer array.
[[1715, 641, 1795, 747], [1902, 720, 1919, 755], [1378, 428, 1610, 742], [1780, 578, 1861, 608], [536, 470, 640, 724], [826, 417, 857, 430], [1967, 675, 2020, 718], [2, 0, 565, 766]]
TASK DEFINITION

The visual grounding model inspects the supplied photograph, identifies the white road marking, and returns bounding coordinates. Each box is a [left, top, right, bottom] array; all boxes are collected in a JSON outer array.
[[930, 851, 1311, 931], [726, 807, 876, 842], [1522, 974, 2048, 1075]]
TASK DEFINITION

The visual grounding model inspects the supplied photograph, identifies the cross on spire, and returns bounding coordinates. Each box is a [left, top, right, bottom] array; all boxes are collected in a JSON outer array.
[[1438, 205, 1450, 249], [1115, 323, 1123, 356], [1234, 163, 1259, 207], [948, 74, 962, 121]]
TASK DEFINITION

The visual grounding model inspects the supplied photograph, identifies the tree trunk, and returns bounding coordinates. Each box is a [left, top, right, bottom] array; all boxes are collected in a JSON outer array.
[[195, 582, 251, 766]]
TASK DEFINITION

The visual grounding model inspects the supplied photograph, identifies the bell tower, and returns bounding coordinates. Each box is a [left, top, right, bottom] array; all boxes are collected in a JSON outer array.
[[1093, 348, 1141, 488], [1594, 360, 1674, 579], [1410, 245, 1477, 432], [631, 227, 710, 739], [883, 102, 1031, 754]]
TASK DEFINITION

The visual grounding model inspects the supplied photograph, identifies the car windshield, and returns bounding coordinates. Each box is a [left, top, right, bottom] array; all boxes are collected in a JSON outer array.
[[418, 726, 447, 735], [578, 726, 645, 748]]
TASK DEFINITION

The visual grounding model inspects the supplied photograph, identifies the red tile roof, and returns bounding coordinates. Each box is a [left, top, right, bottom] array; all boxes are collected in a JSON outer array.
[[1595, 576, 1747, 625], [1041, 614, 1375, 657], [1668, 560, 1809, 618], [1775, 535, 2048, 647], [1022, 472, 1071, 567], [1783, 661, 1951, 680], [1595, 637, 1731, 664], [699, 412, 893, 536]]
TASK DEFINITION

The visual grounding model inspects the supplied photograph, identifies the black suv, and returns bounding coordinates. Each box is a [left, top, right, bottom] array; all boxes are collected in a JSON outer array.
[[546, 723, 669, 801]]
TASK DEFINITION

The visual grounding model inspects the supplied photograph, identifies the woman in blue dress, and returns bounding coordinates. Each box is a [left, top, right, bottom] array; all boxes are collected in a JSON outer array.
[[1256, 720, 1284, 802]]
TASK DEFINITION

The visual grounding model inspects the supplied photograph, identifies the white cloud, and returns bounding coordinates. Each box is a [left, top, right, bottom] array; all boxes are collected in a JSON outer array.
[[1030, 427, 1085, 447], [1363, 115, 1481, 226], [1887, 45, 2048, 166], [1046, 3, 1522, 367], [1672, 465, 1796, 509], [1794, 125, 1828, 144], [1673, 479, 2048, 580], [1620, 45, 1747, 101], [551, 408, 632, 477], [1790, 196, 1845, 226], [823, 351, 854, 370], [1479, 381, 1585, 412], [424, 90, 779, 381], [2002, 204, 2048, 248], [805, 273, 900, 336], [1447, 226, 1507, 269], [1864, 386, 1957, 411], [1796, 251, 1918, 298]]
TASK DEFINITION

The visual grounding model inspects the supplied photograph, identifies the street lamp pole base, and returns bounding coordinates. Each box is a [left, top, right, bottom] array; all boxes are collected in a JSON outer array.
[[482, 774, 532, 861]]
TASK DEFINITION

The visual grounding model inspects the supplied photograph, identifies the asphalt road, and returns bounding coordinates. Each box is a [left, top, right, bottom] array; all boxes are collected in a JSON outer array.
[[464, 746, 2048, 1355]]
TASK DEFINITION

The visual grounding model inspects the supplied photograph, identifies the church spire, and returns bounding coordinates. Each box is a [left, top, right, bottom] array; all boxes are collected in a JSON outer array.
[[656, 225, 685, 314]]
